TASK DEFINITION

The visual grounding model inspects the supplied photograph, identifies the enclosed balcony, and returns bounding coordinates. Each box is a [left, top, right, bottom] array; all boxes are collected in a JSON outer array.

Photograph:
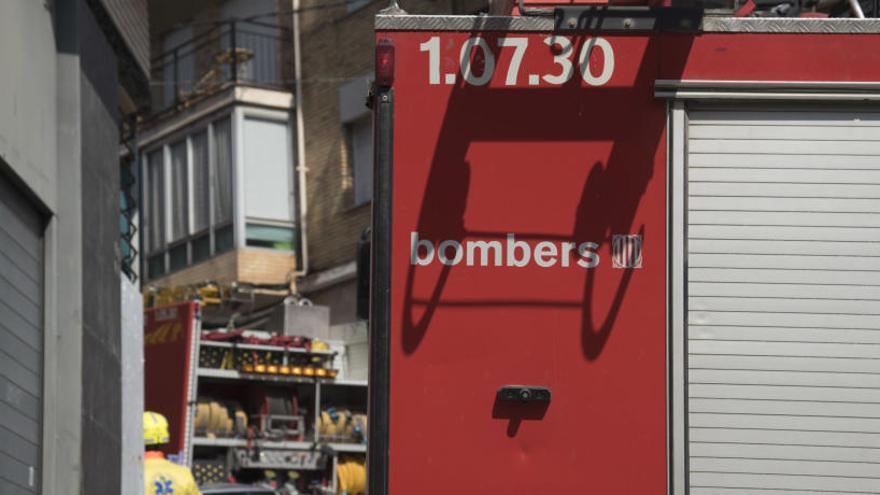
[[151, 19, 293, 115], [137, 18, 299, 289]]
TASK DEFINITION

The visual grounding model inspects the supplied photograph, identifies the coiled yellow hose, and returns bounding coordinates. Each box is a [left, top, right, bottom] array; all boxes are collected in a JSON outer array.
[[336, 459, 366, 494]]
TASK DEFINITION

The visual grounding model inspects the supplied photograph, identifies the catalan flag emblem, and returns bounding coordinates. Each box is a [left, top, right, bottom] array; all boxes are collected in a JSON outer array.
[[612, 234, 642, 269]]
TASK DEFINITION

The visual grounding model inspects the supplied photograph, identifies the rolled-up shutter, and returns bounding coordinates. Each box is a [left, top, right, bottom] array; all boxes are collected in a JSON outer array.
[[685, 106, 880, 494], [0, 172, 43, 494]]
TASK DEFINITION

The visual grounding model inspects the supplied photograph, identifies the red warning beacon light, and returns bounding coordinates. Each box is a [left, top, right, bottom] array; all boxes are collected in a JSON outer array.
[[376, 39, 395, 88]]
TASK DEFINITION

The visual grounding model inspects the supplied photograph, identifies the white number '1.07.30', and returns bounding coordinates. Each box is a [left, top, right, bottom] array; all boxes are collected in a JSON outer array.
[[418, 36, 615, 87]]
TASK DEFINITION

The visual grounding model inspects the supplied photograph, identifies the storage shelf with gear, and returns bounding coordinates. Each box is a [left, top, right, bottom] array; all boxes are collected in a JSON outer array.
[[144, 284, 368, 495]]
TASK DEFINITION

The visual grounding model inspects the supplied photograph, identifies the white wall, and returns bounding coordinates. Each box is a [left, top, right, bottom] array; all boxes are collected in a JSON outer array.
[[120, 278, 145, 495]]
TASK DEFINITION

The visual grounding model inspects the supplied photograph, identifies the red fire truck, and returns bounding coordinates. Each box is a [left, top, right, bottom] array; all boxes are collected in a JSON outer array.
[[369, 5, 880, 495]]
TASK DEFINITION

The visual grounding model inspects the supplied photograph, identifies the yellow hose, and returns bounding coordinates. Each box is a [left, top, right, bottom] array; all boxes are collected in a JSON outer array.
[[319, 409, 353, 439], [195, 398, 241, 437], [336, 460, 366, 494]]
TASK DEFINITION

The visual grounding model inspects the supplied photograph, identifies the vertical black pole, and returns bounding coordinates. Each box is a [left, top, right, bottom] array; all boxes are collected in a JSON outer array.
[[368, 85, 393, 495], [230, 21, 238, 84]]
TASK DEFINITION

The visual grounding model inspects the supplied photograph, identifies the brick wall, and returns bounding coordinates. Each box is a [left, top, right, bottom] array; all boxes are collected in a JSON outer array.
[[299, 0, 487, 274], [149, 250, 239, 287], [238, 248, 298, 286], [146, 248, 297, 289]]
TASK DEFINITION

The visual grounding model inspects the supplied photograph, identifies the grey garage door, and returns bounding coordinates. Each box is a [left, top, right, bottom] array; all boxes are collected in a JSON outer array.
[[0, 172, 43, 494], [685, 106, 880, 494]]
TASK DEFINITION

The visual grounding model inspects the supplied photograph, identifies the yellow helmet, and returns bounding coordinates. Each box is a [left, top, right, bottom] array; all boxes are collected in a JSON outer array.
[[144, 411, 170, 446]]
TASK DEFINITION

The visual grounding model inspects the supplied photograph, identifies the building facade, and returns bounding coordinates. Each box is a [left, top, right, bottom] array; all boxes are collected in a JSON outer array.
[[297, 0, 488, 323], [140, 0, 300, 297], [139, 0, 487, 322], [0, 0, 149, 493]]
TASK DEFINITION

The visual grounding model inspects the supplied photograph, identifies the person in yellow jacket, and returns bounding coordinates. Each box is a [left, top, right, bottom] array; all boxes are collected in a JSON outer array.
[[144, 411, 201, 495]]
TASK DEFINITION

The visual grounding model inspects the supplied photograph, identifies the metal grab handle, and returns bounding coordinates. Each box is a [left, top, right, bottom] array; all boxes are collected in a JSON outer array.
[[497, 385, 552, 403]]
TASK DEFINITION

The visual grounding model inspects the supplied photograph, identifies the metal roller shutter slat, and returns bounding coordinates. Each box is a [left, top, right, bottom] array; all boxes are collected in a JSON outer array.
[[685, 107, 880, 492]]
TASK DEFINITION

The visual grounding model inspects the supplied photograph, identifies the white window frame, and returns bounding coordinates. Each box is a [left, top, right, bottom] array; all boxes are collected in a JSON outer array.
[[234, 106, 297, 251]]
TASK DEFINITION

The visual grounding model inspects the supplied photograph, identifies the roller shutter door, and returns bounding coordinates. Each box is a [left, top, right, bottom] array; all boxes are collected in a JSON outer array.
[[685, 106, 880, 494], [0, 173, 43, 494]]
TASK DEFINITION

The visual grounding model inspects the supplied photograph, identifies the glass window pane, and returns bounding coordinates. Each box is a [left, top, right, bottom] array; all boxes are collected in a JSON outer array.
[[147, 253, 165, 279], [192, 131, 210, 232], [213, 118, 233, 226], [349, 117, 373, 205], [169, 243, 188, 271], [245, 223, 295, 250], [170, 140, 188, 241], [192, 234, 211, 264], [243, 117, 293, 222], [215, 224, 233, 254], [147, 150, 165, 252]]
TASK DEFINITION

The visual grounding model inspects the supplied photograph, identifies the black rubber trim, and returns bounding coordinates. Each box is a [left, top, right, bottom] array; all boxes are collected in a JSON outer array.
[[368, 86, 393, 495]]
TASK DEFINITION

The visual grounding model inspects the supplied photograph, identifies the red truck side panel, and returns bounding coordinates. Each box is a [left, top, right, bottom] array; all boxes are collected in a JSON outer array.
[[145, 302, 198, 458], [665, 34, 880, 81], [375, 25, 880, 495], [385, 32, 668, 494]]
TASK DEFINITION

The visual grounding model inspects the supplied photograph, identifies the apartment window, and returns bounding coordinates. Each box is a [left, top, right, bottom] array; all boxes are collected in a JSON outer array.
[[169, 140, 189, 272], [143, 116, 238, 280], [243, 117, 293, 222], [346, 116, 373, 206], [147, 150, 165, 252], [243, 116, 296, 250], [146, 150, 166, 279], [339, 75, 373, 207], [192, 131, 210, 233], [170, 140, 189, 241], [213, 118, 234, 228], [246, 224, 295, 250], [142, 110, 298, 281], [191, 131, 211, 264]]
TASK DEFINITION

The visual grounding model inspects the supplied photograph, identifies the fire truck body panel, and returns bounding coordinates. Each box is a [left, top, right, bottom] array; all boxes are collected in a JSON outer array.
[[386, 29, 667, 495], [371, 15, 880, 495]]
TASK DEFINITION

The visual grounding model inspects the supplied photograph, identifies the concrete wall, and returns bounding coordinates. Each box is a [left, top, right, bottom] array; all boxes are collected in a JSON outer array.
[[0, 1, 59, 211], [308, 279, 359, 325], [78, 2, 124, 491], [120, 278, 145, 495], [0, 0, 135, 492], [1, 3, 75, 493]]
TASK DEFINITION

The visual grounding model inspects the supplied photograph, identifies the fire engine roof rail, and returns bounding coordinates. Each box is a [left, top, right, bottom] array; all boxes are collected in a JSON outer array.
[[517, 0, 554, 17], [375, 14, 880, 32], [517, 0, 705, 30], [552, 5, 703, 31]]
